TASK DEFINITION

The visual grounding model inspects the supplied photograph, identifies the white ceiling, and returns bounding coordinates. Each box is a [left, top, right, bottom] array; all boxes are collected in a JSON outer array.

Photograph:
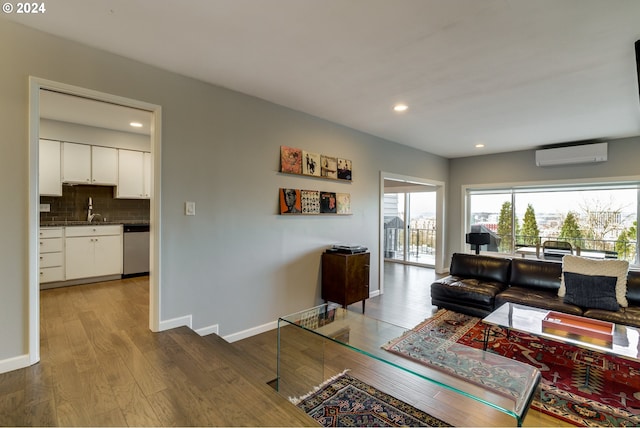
[[7, 0, 640, 158], [40, 90, 152, 135]]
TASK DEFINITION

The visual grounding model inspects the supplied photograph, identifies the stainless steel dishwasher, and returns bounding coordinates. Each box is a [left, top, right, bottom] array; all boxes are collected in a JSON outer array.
[[122, 224, 150, 277]]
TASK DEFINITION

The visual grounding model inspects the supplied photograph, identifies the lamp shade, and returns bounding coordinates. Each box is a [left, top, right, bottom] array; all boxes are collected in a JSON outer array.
[[466, 233, 491, 246]]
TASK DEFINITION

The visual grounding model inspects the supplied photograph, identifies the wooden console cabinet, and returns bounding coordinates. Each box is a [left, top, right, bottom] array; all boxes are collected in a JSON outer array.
[[321, 251, 370, 312]]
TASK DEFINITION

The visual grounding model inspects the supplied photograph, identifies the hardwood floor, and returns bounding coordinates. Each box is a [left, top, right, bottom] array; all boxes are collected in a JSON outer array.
[[0, 264, 570, 426], [0, 277, 314, 427], [237, 262, 570, 427]]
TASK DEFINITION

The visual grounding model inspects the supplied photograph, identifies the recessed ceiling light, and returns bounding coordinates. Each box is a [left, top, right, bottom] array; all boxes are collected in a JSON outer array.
[[475, 143, 485, 148], [393, 104, 408, 112], [130, 122, 143, 128]]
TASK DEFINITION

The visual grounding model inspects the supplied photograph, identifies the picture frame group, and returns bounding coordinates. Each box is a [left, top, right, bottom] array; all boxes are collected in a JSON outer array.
[[280, 188, 352, 215], [280, 146, 352, 181]]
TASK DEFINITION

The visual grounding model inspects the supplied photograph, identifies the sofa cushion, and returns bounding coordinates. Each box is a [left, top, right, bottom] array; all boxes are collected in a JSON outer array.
[[495, 287, 583, 316], [560, 255, 629, 307], [510, 258, 562, 291], [449, 253, 511, 284], [562, 272, 620, 311], [584, 306, 640, 329]]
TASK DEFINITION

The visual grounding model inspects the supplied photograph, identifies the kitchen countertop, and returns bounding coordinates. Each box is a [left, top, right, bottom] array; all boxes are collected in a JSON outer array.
[[41, 220, 150, 227]]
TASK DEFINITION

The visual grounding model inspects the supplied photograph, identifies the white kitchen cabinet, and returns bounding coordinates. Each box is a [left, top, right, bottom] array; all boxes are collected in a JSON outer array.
[[39, 227, 65, 283], [62, 142, 119, 186], [91, 146, 118, 185], [143, 151, 152, 198], [65, 225, 123, 280], [62, 142, 91, 184], [39, 139, 62, 196], [117, 149, 150, 199]]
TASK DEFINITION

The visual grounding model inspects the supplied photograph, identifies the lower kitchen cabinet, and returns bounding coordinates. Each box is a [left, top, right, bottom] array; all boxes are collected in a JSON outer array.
[[39, 227, 65, 283], [65, 225, 123, 280]]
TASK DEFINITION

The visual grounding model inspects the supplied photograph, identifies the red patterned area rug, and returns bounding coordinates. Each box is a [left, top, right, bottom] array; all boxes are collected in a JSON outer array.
[[395, 309, 640, 427], [290, 371, 452, 427]]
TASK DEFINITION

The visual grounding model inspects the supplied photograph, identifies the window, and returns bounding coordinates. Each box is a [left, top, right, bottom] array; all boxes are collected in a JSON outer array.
[[466, 183, 639, 265]]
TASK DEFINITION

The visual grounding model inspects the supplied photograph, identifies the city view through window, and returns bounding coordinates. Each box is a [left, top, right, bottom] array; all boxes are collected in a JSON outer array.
[[384, 192, 437, 266], [468, 186, 638, 264]]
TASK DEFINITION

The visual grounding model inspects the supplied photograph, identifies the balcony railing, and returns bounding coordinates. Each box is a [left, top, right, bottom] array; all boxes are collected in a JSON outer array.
[[384, 227, 436, 263], [509, 234, 637, 262]]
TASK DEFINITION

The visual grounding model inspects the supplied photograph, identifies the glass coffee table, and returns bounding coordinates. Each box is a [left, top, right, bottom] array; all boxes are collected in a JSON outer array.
[[483, 302, 640, 361], [278, 304, 541, 426]]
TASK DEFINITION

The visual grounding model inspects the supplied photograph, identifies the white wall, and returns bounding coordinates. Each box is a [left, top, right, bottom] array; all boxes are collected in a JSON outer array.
[[447, 137, 640, 263], [0, 19, 448, 367]]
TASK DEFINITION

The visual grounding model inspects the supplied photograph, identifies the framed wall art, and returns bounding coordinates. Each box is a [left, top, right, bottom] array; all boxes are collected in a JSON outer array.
[[301, 190, 320, 214], [280, 188, 302, 214], [302, 151, 321, 177], [280, 146, 302, 174], [279, 188, 351, 215], [280, 146, 352, 182]]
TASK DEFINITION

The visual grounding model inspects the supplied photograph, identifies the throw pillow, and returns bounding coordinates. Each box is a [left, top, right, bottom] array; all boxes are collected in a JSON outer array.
[[559, 255, 629, 307], [563, 272, 620, 311]]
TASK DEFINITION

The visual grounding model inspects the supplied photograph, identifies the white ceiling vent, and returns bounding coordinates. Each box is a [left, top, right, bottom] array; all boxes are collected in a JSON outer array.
[[535, 142, 608, 167]]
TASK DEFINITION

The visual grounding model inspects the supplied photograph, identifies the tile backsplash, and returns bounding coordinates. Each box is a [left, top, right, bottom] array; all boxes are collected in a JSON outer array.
[[40, 184, 150, 223]]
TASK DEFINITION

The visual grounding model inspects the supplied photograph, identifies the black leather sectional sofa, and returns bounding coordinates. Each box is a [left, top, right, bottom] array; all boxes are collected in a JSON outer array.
[[430, 253, 640, 328]]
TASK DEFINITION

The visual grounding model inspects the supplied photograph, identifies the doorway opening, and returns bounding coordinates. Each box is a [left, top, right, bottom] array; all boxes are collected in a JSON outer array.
[[383, 191, 437, 266], [378, 172, 445, 296], [28, 77, 162, 365]]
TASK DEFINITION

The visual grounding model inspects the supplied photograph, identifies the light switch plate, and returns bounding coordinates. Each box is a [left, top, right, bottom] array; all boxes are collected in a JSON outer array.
[[185, 201, 196, 216]]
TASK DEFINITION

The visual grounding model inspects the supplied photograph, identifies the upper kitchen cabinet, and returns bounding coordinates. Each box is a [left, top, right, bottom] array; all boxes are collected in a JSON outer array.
[[62, 142, 118, 185], [143, 152, 151, 198], [62, 142, 91, 183], [116, 149, 150, 199], [91, 146, 118, 185], [39, 139, 62, 196]]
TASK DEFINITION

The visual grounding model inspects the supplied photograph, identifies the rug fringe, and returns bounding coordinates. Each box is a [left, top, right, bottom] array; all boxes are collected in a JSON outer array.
[[288, 369, 350, 405]]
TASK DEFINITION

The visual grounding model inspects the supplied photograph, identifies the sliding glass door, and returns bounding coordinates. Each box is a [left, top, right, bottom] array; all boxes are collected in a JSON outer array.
[[384, 191, 436, 266]]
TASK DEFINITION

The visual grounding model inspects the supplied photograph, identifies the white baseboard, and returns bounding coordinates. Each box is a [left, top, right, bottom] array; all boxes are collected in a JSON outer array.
[[0, 354, 31, 374], [222, 320, 277, 343], [195, 324, 219, 336], [158, 314, 192, 331], [369, 290, 381, 298]]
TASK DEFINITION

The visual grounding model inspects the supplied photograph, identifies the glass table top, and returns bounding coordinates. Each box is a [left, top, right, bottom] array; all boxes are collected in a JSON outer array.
[[484, 302, 640, 361], [278, 304, 541, 424]]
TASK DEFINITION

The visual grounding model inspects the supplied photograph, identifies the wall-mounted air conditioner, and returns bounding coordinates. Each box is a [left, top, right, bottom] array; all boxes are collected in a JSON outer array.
[[535, 142, 608, 167]]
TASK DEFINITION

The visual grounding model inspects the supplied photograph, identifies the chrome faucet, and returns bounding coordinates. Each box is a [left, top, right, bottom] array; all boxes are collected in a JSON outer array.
[[87, 197, 102, 223], [87, 197, 93, 222]]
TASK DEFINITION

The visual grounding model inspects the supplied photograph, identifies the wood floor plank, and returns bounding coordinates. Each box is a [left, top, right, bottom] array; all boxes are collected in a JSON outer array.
[[63, 318, 100, 374], [110, 380, 162, 427]]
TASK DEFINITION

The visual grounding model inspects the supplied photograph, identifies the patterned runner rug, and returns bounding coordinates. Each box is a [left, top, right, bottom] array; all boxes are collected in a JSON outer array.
[[290, 371, 451, 427], [384, 309, 640, 427]]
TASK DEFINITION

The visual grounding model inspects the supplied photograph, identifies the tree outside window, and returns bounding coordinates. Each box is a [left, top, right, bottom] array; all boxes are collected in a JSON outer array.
[[520, 204, 540, 246]]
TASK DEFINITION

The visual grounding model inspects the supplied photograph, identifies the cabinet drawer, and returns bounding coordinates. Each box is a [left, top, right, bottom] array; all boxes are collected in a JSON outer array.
[[39, 227, 63, 238], [39, 238, 63, 253], [40, 266, 64, 283], [40, 252, 63, 268], [65, 225, 122, 237]]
